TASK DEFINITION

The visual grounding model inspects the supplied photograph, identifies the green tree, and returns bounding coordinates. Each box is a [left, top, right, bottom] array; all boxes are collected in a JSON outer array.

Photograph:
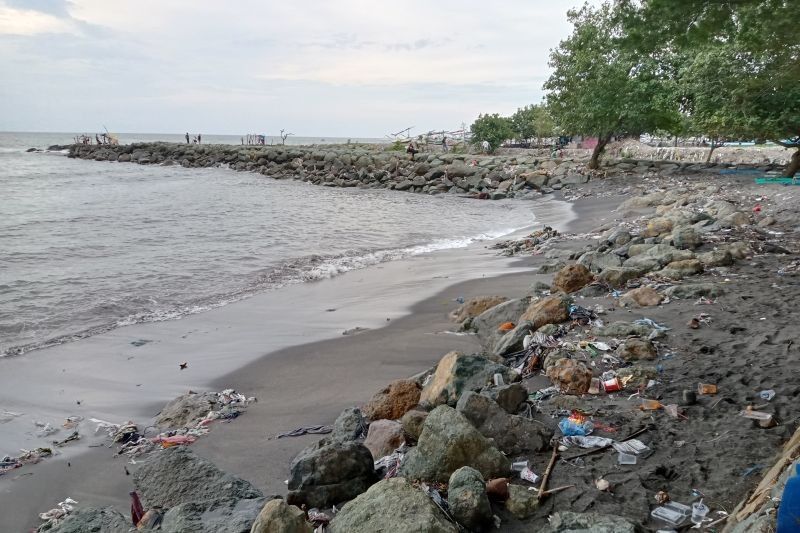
[[623, 0, 800, 176], [544, 2, 680, 169], [470, 114, 514, 153], [510, 104, 555, 147]]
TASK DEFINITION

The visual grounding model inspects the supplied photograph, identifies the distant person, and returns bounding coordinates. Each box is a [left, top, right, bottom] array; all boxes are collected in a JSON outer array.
[[96, 134, 101, 145], [185, 132, 190, 144], [442, 135, 448, 153], [197, 133, 202, 144], [406, 140, 419, 161], [481, 140, 490, 153]]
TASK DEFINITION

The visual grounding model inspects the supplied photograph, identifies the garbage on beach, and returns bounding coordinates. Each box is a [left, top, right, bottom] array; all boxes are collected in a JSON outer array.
[[760, 389, 776, 401], [559, 412, 594, 436], [38, 497, 78, 529], [520, 467, 539, 483], [651, 501, 692, 528], [561, 436, 614, 449], [612, 439, 649, 455], [0, 447, 53, 476], [697, 383, 718, 395]]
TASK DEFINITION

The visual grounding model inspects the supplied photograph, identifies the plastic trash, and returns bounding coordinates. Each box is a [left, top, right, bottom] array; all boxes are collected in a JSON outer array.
[[691, 499, 709, 524], [520, 467, 539, 483], [760, 389, 776, 401], [559, 417, 594, 436], [493, 373, 505, 386], [640, 399, 663, 410], [618, 452, 637, 465], [612, 439, 649, 455], [697, 383, 718, 395], [651, 501, 692, 528], [561, 436, 614, 448], [511, 461, 529, 472]]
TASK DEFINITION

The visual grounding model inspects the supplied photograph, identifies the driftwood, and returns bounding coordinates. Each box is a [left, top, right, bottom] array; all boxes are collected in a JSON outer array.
[[537, 444, 560, 502]]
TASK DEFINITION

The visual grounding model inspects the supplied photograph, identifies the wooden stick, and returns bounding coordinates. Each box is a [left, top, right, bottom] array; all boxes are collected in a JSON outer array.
[[539, 484, 575, 497], [537, 445, 559, 501]]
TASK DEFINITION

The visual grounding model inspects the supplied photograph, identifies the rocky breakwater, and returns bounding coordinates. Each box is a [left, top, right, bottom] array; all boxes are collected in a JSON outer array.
[[66, 142, 760, 199]]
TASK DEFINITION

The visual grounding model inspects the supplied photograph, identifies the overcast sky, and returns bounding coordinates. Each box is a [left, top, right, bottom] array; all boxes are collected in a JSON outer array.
[[1, 0, 594, 137]]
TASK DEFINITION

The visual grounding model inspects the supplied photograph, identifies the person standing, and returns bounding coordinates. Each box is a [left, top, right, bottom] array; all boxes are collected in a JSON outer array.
[[441, 135, 448, 153], [197, 133, 202, 144], [185, 132, 190, 144]]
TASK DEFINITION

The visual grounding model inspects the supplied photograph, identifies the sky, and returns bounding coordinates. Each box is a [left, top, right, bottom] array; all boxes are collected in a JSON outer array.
[[0, 0, 596, 137]]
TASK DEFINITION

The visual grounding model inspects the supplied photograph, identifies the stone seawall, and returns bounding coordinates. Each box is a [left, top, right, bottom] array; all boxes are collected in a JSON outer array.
[[68, 143, 779, 199]]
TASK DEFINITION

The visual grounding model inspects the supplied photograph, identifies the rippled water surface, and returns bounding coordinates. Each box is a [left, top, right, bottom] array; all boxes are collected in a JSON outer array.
[[0, 132, 539, 355]]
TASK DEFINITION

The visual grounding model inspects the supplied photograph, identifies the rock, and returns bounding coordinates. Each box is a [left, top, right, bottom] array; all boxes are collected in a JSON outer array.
[[329, 478, 457, 533], [250, 499, 312, 533], [726, 241, 751, 259], [697, 249, 734, 267], [616, 366, 657, 388], [37, 507, 129, 533], [538, 261, 566, 274], [448, 467, 492, 532], [643, 217, 673, 237], [363, 419, 405, 460], [619, 286, 663, 307], [362, 379, 421, 421], [162, 497, 267, 533], [672, 226, 702, 249], [400, 409, 428, 441], [758, 215, 776, 227], [395, 180, 413, 191], [627, 243, 654, 256], [419, 351, 517, 407], [598, 267, 642, 287], [505, 484, 539, 519], [545, 358, 593, 395], [720, 211, 750, 227], [133, 447, 262, 509], [664, 283, 724, 299], [577, 251, 623, 273], [641, 243, 695, 266], [456, 392, 550, 455], [331, 407, 366, 442], [659, 258, 703, 279], [621, 255, 662, 274], [593, 321, 654, 338], [155, 391, 221, 428], [551, 264, 593, 293], [483, 383, 528, 414], [518, 296, 570, 329], [493, 321, 533, 356], [449, 296, 507, 323], [400, 405, 510, 482], [471, 297, 530, 346], [615, 338, 657, 361], [604, 228, 632, 246], [287, 440, 377, 508], [539, 511, 636, 533], [543, 349, 569, 371]]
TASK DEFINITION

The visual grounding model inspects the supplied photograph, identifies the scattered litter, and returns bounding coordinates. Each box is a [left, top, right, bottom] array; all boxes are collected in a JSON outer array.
[[759, 389, 776, 401], [53, 431, 80, 447], [618, 452, 637, 465], [559, 413, 594, 436], [655, 490, 670, 504], [511, 460, 529, 471], [1, 447, 53, 476], [520, 467, 539, 483], [374, 448, 405, 479], [633, 318, 670, 332], [612, 439, 649, 455], [595, 478, 611, 491], [697, 383, 718, 395], [651, 501, 692, 528], [38, 497, 78, 530], [273, 425, 333, 439], [691, 499, 709, 525], [561, 436, 614, 449]]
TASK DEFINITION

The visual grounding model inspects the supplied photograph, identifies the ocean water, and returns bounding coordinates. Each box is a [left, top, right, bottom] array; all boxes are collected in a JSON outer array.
[[1, 132, 539, 356]]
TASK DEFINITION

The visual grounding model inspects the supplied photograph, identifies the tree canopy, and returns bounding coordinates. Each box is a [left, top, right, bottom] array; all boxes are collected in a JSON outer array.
[[510, 104, 555, 146], [469, 114, 514, 153]]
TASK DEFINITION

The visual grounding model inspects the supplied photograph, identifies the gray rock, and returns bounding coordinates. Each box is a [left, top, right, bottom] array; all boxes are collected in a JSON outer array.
[[697, 249, 734, 267], [672, 226, 702, 249], [658, 258, 704, 279], [363, 419, 405, 460], [539, 511, 636, 533], [663, 283, 724, 299], [37, 507, 129, 533], [329, 478, 457, 533], [593, 321, 654, 338], [250, 499, 312, 533], [287, 440, 377, 508], [641, 243, 695, 265], [155, 391, 221, 428], [493, 321, 533, 356], [331, 406, 366, 442], [133, 447, 262, 509], [577, 251, 623, 273], [395, 180, 413, 191], [400, 405, 510, 482], [597, 267, 642, 288], [471, 297, 530, 346], [456, 392, 550, 456], [483, 383, 528, 414], [419, 351, 517, 408], [561, 173, 589, 184], [160, 497, 267, 533], [448, 467, 492, 532], [505, 484, 539, 519], [400, 409, 429, 441], [615, 338, 657, 361]]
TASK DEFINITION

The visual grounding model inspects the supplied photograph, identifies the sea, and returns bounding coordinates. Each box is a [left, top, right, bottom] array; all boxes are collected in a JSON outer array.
[[0, 132, 540, 357]]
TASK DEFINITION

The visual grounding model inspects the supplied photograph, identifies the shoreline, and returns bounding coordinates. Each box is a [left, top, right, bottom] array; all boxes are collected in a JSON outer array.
[[0, 193, 580, 531]]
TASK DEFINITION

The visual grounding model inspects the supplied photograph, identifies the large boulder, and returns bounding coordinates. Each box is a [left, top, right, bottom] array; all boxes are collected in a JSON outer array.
[[493, 321, 533, 356], [483, 383, 528, 414], [37, 507, 129, 533], [598, 267, 642, 288], [329, 478, 457, 533], [505, 485, 539, 519], [697, 249, 734, 267], [362, 379, 421, 421], [593, 321, 654, 338], [539, 511, 636, 533], [400, 405, 510, 482], [619, 286, 663, 307], [161, 497, 267, 533], [449, 296, 507, 323], [456, 392, 551, 455], [448, 467, 493, 532], [471, 297, 530, 345], [551, 264, 593, 293], [545, 358, 593, 395], [287, 440, 377, 508], [577, 251, 624, 273], [133, 447, 262, 509], [400, 409, 428, 441], [250, 499, 312, 533], [518, 296, 570, 329], [419, 351, 517, 407], [155, 391, 220, 428], [672, 226, 702, 249], [363, 419, 405, 460], [658, 258, 703, 279], [330, 407, 366, 442], [642, 217, 673, 237], [615, 338, 657, 361]]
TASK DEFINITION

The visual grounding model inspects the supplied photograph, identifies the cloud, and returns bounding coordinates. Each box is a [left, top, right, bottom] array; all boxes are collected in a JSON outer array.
[[0, 3, 78, 35]]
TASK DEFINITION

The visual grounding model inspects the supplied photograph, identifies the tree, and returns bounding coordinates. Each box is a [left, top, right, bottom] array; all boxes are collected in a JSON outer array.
[[510, 104, 555, 147], [623, 0, 800, 176], [544, 3, 680, 169], [470, 114, 514, 153]]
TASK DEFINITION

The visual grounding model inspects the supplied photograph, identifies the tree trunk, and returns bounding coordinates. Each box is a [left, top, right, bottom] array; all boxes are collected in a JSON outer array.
[[784, 148, 800, 178], [705, 143, 719, 163], [588, 135, 611, 170]]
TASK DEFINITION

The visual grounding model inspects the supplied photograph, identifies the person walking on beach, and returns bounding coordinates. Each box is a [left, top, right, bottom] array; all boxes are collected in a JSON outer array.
[[442, 135, 448, 153], [197, 133, 202, 144], [185, 132, 190, 144]]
